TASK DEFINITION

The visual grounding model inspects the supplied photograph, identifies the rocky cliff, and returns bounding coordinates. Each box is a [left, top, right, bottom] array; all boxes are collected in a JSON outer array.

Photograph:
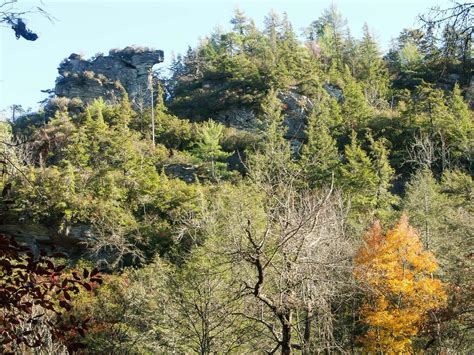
[[54, 46, 164, 106]]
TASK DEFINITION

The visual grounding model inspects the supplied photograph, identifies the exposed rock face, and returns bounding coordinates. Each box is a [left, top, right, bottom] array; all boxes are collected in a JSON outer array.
[[216, 108, 259, 131], [323, 83, 343, 102], [0, 224, 91, 256], [164, 164, 198, 183], [54, 46, 164, 106], [215, 86, 341, 142], [279, 91, 314, 140], [215, 90, 315, 141]]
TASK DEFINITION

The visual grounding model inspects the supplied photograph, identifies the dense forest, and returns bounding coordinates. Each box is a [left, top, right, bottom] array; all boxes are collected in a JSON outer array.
[[1, 3, 473, 354]]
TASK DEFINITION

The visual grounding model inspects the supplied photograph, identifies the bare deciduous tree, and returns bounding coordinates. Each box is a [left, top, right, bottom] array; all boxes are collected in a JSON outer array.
[[182, 172, 355, 354], [166, 247, 255, 354], [405, 132, 456, 172], [85, 214, 144, 270]]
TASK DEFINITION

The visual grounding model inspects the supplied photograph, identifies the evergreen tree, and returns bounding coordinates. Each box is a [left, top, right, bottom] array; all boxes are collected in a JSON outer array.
[[193, 120, 230, 179], [306, 3, 348, 69], [263, 10, 281, 55], [403, 169, 474, 351], [341, 29, 358, 75], [447, 83, 474, 163], [399, 40, 424, 72], [340, 131, 378, 216], [83, 100, 110, 170], [66, 124, 90, 169], [301, 106, 340, 188], [355, 23, 390, 107], [405, 82, 472, 170], [326, 94, 344, 135], [104, 93, 135, 128], [340, 132, 396, 221], [403, 169, 447, 250], [368, 136, 398, 219], [230, 8, 249, 35], [387, 29, 425, 69], [259, 89, 288, 148], [247, 89, 295, 187], [340, 66, 372, 130]]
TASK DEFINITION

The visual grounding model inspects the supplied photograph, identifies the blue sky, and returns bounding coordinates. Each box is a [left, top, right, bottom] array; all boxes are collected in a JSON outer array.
[[1, 0, 450, 113]]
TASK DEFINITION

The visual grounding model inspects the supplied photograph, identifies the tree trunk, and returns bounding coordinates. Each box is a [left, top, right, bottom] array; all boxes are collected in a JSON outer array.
[[303, 306, 313, 355], [280, 311, 292, 355], [201, 318, 210, 355]]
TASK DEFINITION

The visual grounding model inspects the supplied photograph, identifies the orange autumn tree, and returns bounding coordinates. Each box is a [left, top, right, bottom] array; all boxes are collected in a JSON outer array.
[[354, 215, 447, 352]]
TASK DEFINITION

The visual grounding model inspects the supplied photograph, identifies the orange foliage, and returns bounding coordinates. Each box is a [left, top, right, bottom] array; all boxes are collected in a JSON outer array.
[[354, 215, 447, 352]]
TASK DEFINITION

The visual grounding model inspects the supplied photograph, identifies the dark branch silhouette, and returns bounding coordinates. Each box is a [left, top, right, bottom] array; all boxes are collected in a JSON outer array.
[[4, 16, 38, 41]]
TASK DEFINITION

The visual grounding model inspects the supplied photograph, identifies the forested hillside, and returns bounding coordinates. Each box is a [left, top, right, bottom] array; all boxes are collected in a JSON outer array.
[[1, 3, 473, 354]]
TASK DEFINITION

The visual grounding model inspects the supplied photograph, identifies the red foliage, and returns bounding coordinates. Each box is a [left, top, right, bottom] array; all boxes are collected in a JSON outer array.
[[0, 234, 102, 353]]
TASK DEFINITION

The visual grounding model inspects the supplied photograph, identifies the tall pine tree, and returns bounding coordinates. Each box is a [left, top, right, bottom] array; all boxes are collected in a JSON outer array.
[[301, 105, 340, 188]]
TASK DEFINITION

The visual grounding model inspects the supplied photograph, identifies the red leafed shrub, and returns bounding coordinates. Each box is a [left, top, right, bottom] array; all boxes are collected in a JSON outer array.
[[0, 234, 102, 353]]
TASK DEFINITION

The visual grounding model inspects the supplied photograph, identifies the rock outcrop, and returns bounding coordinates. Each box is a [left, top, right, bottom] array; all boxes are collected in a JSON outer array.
[[0, 224, 92, 256], [164, 164, 198, 183], [279, 91, 314, 140], [54, 46, 164, 106], [215, 85, 341, 144], [215, 91, 313, 140]]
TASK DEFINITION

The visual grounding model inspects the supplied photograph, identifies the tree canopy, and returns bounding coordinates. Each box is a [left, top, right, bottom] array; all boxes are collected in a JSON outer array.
[[2, 3, 473, 353]]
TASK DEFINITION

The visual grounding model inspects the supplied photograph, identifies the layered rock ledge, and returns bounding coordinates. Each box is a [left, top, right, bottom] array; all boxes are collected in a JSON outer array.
[[54, 46, 164, 106]]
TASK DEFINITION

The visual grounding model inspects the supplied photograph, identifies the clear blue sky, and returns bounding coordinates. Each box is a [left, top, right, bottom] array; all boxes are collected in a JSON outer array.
[[0, 0, 450, 113]]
